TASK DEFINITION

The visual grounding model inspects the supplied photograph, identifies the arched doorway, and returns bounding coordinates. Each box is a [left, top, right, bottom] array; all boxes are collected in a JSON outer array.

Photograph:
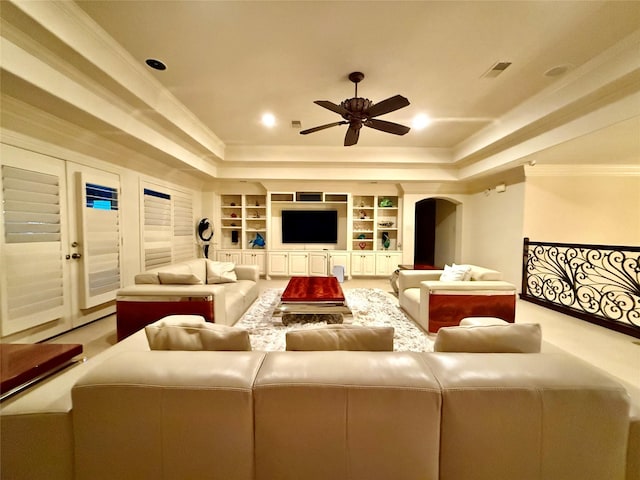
[[414, 198, 458, 268]]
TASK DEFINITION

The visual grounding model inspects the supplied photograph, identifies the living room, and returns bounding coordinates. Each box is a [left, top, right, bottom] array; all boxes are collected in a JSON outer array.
[[1, 1, 639, 478]]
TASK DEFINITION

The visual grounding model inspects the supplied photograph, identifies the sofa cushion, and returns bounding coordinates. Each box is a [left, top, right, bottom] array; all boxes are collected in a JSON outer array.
[[145, 317, 251, 351], [286, 325, 394, 351], [434, 323, 542, 353], [206, 260, 238, 284], [158, 272, 203, 285], [134, 272, 160, 284], [440, 264, 471, 281]]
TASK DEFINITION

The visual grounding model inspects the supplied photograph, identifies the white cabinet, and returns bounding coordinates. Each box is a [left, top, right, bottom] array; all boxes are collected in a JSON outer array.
[[216, 250, 243, 264], [309, 252, 329, 276], [351, 252, 376, 276], [288, 252, 310, 276], [268, 252, 289, 276], [329, 251, 350, 278], [376, 252, 402, 276], [242, 251, 266, 276]]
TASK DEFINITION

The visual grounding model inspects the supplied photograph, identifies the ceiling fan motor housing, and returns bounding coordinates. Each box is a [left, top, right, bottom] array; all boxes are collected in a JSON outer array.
[[341, 98, 372, 120]]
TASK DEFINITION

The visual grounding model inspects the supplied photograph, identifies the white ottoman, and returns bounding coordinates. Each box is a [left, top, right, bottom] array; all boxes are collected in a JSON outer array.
[[460, 317, 509, 327]]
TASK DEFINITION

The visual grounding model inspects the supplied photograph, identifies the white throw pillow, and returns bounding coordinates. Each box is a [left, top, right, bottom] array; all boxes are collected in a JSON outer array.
[[145, 318, 251, 351], [439, 264, 470, 282], [206, 260, 238, 284], [453, 263, 473, 281]]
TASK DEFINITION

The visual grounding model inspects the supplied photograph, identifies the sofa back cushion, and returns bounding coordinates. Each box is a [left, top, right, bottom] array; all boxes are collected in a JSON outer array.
[[434, 323, 542, 353], [467, 265, 502, 281], [145, 317, 251, 351], [135, 259, 207, 284], [286, 325, 394, 351]]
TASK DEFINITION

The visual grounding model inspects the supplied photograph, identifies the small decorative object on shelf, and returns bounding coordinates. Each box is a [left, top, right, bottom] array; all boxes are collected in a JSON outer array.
[[358, 241, 367, 250], [382, 232, 391, 250], [253, 211, 261, 218], [255, 201, 260, 206], [230, 202, 236, 206], [378, 221, 394, 228], [249, 232, 265, 248], [230, 212, 238, 218], [359, 210, 368, 219], [357, 233, 366, 239], [379, 198, 393, 207]]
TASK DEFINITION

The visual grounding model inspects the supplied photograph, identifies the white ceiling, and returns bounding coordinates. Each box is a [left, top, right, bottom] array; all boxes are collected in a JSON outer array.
[[1, 1, 639, 183]]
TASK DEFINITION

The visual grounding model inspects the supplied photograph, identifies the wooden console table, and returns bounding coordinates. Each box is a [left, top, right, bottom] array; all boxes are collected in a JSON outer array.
[[0, 343, 83, 400]]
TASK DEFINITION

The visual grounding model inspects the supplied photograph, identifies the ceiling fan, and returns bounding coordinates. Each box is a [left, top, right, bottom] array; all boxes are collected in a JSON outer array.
[[300, 72, 411, 146]]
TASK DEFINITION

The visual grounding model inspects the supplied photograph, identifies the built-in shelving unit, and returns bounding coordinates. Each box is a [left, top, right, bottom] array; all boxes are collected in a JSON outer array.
[[352, 195, 399, 251], [217, 191, 402, 278], [219, 193, 266, 249]]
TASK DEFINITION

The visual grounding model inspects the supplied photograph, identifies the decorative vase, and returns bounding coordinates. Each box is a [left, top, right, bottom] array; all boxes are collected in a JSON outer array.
[[382, 232, 390, 250], [358, 242, 366, 250]]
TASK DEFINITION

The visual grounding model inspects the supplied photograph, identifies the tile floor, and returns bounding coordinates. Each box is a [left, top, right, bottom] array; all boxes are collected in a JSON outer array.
[[48, 277, 640, 401]]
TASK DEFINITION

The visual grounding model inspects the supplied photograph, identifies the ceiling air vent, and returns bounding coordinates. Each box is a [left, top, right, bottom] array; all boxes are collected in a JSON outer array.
[[291, 120, 302, 129], [482, 61, 512, 78]]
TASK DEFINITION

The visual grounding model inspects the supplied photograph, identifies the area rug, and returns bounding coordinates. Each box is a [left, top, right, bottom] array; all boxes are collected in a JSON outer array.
[[236, 288, 434, 352]]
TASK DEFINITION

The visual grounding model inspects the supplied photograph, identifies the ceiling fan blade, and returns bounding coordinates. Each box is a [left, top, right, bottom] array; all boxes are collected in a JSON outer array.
[[314, 100, 350, 116], [300, 121, 347, 135], [367, 94, 410, 118], [344, 124, 360, 146], [365, 119, 411, 135]]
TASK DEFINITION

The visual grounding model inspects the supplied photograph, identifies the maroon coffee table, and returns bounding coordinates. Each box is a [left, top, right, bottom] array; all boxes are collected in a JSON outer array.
[[1, 343, 83, 400], [273, 276, 352, 324]]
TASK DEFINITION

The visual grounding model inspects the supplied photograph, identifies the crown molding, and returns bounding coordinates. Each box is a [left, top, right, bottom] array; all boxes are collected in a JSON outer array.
[[524, 164, 640, 177]]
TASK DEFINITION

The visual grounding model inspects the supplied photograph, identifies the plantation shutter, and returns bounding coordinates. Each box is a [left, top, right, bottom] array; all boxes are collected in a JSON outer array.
[[77, 172, 121, 308], [143, 188, 172, 269], [172, 192, 194, 262], [1, 163, 67, 335]]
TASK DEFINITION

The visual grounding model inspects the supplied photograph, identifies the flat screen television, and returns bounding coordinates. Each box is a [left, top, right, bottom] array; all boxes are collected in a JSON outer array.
[[282, 210, 338, 244]]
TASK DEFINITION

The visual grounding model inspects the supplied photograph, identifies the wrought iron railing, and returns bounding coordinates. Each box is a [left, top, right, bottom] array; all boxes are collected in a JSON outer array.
[[521, 238, 640, 338]]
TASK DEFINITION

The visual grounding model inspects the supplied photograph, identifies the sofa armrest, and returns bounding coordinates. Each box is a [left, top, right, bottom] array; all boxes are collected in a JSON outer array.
[[398, 270, 444, 290], [117, 284, 223, 298], [235, 264, 259, 282]]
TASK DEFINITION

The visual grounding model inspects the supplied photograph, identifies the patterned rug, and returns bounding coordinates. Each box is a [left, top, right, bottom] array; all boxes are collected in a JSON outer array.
[[236, 288, 434, 352]]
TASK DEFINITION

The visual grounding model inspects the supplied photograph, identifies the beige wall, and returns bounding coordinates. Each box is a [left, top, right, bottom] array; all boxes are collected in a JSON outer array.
[[523, 171, 640, 245], [462, 182, 526, 289]]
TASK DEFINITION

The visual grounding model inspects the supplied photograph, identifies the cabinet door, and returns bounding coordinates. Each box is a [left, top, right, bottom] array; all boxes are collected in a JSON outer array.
[[376, 252, 401, 276], [329, 251, 350, 277], [308, 252, 328, 276], [242, 251, 265, 275], [217, 250, 242, 264], [268, 252, 289, 276], [288, 252, 309, 276], [351, 252, 376, 276]]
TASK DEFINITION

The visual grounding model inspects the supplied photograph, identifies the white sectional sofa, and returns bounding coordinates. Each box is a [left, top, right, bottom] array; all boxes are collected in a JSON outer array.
[[1, 322, 638, 480], [115, 258, 259, 339], [398, 264, 517, 333]]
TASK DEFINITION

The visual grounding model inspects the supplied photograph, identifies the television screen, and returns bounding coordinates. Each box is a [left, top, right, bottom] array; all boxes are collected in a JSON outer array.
[[282, 210, 338, 243]]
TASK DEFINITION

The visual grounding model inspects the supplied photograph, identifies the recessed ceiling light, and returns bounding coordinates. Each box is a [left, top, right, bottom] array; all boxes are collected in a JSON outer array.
[[145, 58, 167, 71], [412, 114, 432, 130], [262, 113, 276, 127]]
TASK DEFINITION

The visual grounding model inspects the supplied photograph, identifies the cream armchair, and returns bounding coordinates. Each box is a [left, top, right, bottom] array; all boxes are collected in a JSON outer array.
[[398, 265, 517, 333]]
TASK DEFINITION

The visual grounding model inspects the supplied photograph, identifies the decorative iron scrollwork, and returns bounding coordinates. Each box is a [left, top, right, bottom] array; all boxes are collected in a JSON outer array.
[[522, 238, 640, 337]]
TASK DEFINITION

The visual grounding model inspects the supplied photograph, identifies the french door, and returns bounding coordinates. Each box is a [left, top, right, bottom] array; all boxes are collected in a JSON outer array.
[[0, 144, 121, 339]]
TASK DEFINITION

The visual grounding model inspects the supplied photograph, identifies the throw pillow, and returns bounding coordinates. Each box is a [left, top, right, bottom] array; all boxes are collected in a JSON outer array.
[[158, 272, 203, 285], [439, 264, 470, 282], [206, 260, 237, 284], [453, 263, 473, 281], [433, 323, 542, 353], [145, 318, 251, 351], [285, 324, 394, 351]]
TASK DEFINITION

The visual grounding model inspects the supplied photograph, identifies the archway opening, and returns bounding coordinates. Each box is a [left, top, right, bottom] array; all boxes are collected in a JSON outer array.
[[414, 198, 458, 268]]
